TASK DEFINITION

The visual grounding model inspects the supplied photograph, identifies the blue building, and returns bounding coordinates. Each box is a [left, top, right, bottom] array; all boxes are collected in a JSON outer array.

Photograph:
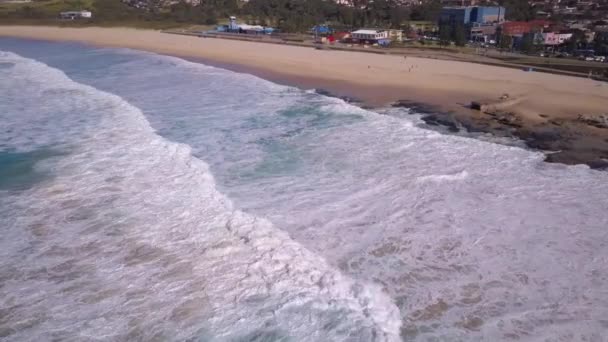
[[439, 7, 474, 25], [439, 6, 505, 25], [311, 25, 332, 35], [471, 6, 505, 24]]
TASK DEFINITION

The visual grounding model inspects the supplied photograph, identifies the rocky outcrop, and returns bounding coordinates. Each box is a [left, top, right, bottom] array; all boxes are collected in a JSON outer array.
[[470, 96, 523, 114], [577, 114, 608, 129]]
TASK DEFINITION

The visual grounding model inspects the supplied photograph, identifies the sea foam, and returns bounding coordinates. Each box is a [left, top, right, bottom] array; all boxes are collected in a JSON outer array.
[[2, 40, 608, 341], [0, 51, 401, 341]]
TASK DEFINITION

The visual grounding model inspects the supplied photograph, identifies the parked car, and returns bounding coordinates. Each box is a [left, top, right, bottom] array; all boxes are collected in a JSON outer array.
[[594, 56, 606, 62]]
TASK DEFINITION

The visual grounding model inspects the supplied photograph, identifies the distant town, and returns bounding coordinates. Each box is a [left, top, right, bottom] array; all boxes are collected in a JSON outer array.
[[1, 0, 608, 63]]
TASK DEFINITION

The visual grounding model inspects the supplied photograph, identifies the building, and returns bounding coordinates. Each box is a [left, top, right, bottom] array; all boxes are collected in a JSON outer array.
[[350, 29, 391, 45], [388, 29, 404, 42], [409, 21, 439, 34], [440, 7, 474, 25], [59, 11, 92, 20], [441, 0, 479, 6], [542, 32, 573, 44], [228, 16, 239, 31], [471, 6, 505, 23], [470, 23, 497, 42], [439, 6, 505, 25], [500, 20, 551, 36], [224, 16, 275, 34], [122, 0, 201, 8], [312, 25, 332, 36]]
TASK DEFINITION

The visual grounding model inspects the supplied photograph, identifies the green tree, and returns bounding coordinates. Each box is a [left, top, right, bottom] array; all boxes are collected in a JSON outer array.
[[170, 1, 196, 23], [410, 0, 441, 21], [17, 6, 44, 19], [564, 29, 587, 52], [520, 32, 536, 53], [599, 43, 608, 56], [565, 37, 578, 53], [499, 34, 513, 50], [389, 6, 408, 29], [439, 22, 451, 46], [92, 0, 137, 22], [453, 23, 466, 46], [502, 0, 535, 21]]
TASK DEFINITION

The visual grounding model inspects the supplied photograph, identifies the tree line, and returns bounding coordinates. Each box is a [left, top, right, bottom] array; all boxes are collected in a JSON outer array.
[[2, 0, 542, 33], [1, 0, 447, 31]]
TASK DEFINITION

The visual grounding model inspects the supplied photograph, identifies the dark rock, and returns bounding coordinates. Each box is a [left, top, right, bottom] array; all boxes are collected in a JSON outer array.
[[587, 159, 608, 170], [493, 112, 522, 127], [421, 114, 460, 132], [577, 114, 608, 129], [339, 96, 359, 103], [549, 119, 563, 126], [470, 101, 483, 110], [392, 100, 437, 115], [314, 89, 332, 97]]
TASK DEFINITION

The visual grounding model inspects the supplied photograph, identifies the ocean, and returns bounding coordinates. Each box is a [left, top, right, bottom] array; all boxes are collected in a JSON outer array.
[[1, 38, 607, 341]]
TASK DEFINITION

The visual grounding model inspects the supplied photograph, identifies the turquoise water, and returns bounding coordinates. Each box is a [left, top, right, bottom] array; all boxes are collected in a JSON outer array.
[[0, 149, 59, 190], [1, 38, 608, 342]]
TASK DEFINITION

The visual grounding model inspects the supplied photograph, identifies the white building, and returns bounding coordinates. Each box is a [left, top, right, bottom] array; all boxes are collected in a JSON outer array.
[[60, 11, 92, 19], [542, 32, 573, 45], [351, 29, 389, 41]]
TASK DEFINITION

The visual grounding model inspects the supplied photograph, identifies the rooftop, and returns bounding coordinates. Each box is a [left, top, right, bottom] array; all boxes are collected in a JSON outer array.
[[352, 29, 386, 34]]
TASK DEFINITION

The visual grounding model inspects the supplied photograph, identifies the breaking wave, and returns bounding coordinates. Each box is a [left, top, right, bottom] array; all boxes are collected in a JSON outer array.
[[0, 51, 401, 341]]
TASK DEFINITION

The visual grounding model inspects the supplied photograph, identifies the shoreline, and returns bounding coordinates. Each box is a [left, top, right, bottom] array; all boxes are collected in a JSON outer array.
[[1, 26, 607, 168], [164, 29, 608, 81]]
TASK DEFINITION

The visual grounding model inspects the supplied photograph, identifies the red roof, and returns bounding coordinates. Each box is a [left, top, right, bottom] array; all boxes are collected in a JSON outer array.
[[501, 20, 551, 35]]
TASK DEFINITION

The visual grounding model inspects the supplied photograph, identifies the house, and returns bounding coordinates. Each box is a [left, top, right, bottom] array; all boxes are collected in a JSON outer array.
[[59, 11, 92, 20], [226, 16, 275, 34], [388, 29, 404, 42], [409, 21, 439, 34], [351, 29, 391, 45]]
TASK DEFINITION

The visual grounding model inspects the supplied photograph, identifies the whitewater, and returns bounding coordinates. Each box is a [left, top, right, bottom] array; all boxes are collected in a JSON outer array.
[[1, 38, 607, 341]]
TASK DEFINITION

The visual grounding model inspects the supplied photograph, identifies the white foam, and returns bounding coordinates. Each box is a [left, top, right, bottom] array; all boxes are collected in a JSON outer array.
[[0, 52, 402, 341], [93, 50, 608, 340], [3, 43, 608, 342], [416, 170, 469, 183]]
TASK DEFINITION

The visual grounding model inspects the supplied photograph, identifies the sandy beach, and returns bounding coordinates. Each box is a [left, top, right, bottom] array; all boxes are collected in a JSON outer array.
[[2, 26, 608, 167]]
